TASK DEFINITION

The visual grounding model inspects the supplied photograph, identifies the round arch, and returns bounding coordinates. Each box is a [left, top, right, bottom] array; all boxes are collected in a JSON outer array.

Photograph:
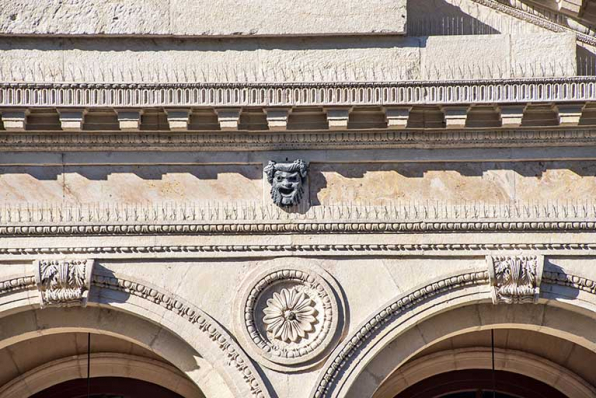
[[0, 270, 270, 398], [0, 353, 200, 398], [311, 268, 596, 398], [373, 348, 596, 398]]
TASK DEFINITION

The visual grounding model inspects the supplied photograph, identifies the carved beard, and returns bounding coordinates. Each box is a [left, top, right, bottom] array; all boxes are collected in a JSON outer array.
[[271, 183, 304, 206]]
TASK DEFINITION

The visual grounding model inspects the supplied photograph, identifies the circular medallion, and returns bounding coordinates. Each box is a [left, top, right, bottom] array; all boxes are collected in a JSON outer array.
[[235, 264, 344, 371]]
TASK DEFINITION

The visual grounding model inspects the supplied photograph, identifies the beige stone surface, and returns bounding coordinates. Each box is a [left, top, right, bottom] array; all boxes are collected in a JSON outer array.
[[422, 33, 576, 79], [0, 33, 576, 84], [311, 161, 596, 205], [0, 165, 262, 204], [0, 0, 406, 37]]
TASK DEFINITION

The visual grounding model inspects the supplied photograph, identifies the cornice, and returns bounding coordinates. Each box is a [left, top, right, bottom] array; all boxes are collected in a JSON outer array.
[[0, 77, 594, 108]]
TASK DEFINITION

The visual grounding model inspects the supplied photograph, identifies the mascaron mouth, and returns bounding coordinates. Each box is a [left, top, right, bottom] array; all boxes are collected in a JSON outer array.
[[278, 187, 294, 196]]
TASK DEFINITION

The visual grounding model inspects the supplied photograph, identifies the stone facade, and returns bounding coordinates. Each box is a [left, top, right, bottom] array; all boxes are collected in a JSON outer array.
[[1, 0, 596, 397]]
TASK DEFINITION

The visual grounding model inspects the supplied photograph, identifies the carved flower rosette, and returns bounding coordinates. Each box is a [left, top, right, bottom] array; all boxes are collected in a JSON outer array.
[[236, 265, 343, 371]]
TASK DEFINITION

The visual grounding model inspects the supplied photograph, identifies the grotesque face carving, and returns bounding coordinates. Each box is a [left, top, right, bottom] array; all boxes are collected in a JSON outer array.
[[265, 160, 308, 207]]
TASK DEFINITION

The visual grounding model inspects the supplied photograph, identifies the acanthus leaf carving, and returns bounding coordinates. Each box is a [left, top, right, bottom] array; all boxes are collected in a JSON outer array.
[[34, 259, 94, 308], [487, 254, 544, 304]]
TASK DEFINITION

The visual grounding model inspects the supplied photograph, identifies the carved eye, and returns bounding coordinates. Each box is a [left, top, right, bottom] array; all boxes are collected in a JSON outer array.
[[276, 176, 282, 182]]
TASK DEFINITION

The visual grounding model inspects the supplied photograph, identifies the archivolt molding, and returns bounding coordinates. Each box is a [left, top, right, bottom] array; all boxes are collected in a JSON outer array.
[[310, 266, 596, 398], [0, 353, 202, 398], [0, 269, 270, 398], [373, 348, 596, 398], [0, 77, 594, 109], [91, 273, 269, 398], [311, 270, 490, 398], [4, 128, 596, 151]]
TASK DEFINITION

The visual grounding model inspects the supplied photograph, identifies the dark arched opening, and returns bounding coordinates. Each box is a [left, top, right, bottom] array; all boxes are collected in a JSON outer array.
[[31, 377, 184, 398], [396, 369, 567, 398]]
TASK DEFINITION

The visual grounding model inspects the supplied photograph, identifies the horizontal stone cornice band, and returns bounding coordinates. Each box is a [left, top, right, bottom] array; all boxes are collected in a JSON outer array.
[[2, 242, 596, 257], [4, 128, 596, 151], [1, 220, 596, 237], [0, 78, 595, 107]]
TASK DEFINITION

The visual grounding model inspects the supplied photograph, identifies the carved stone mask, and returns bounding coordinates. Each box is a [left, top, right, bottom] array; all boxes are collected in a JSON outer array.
[[265, 160, 308, 207]]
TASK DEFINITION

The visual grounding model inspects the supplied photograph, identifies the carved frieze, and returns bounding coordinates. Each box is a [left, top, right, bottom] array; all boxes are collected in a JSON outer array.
[[487, 255, 544, 304], [264, 160, 308, 207], [34, 259, 94, 308]]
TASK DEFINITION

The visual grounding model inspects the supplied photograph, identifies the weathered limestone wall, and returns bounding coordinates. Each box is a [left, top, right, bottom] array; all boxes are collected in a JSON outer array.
[[312, 161, 596, 205], [0, 32, 575, 83], [1, 159, 593, 206], [0, 0, 407, 37]]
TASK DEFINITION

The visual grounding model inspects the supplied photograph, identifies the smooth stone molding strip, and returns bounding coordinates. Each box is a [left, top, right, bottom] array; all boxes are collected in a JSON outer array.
[[0, 78, 595, 108]]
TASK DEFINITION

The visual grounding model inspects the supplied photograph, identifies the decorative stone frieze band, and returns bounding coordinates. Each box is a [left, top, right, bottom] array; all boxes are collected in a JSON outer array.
[[0, 243, 595, 257], [5, 128, 596, 151], [1, 219, 596, 237], [0, 78, 594, 109], [34, 259, 94, 308], [487, 255, 544, 304]]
